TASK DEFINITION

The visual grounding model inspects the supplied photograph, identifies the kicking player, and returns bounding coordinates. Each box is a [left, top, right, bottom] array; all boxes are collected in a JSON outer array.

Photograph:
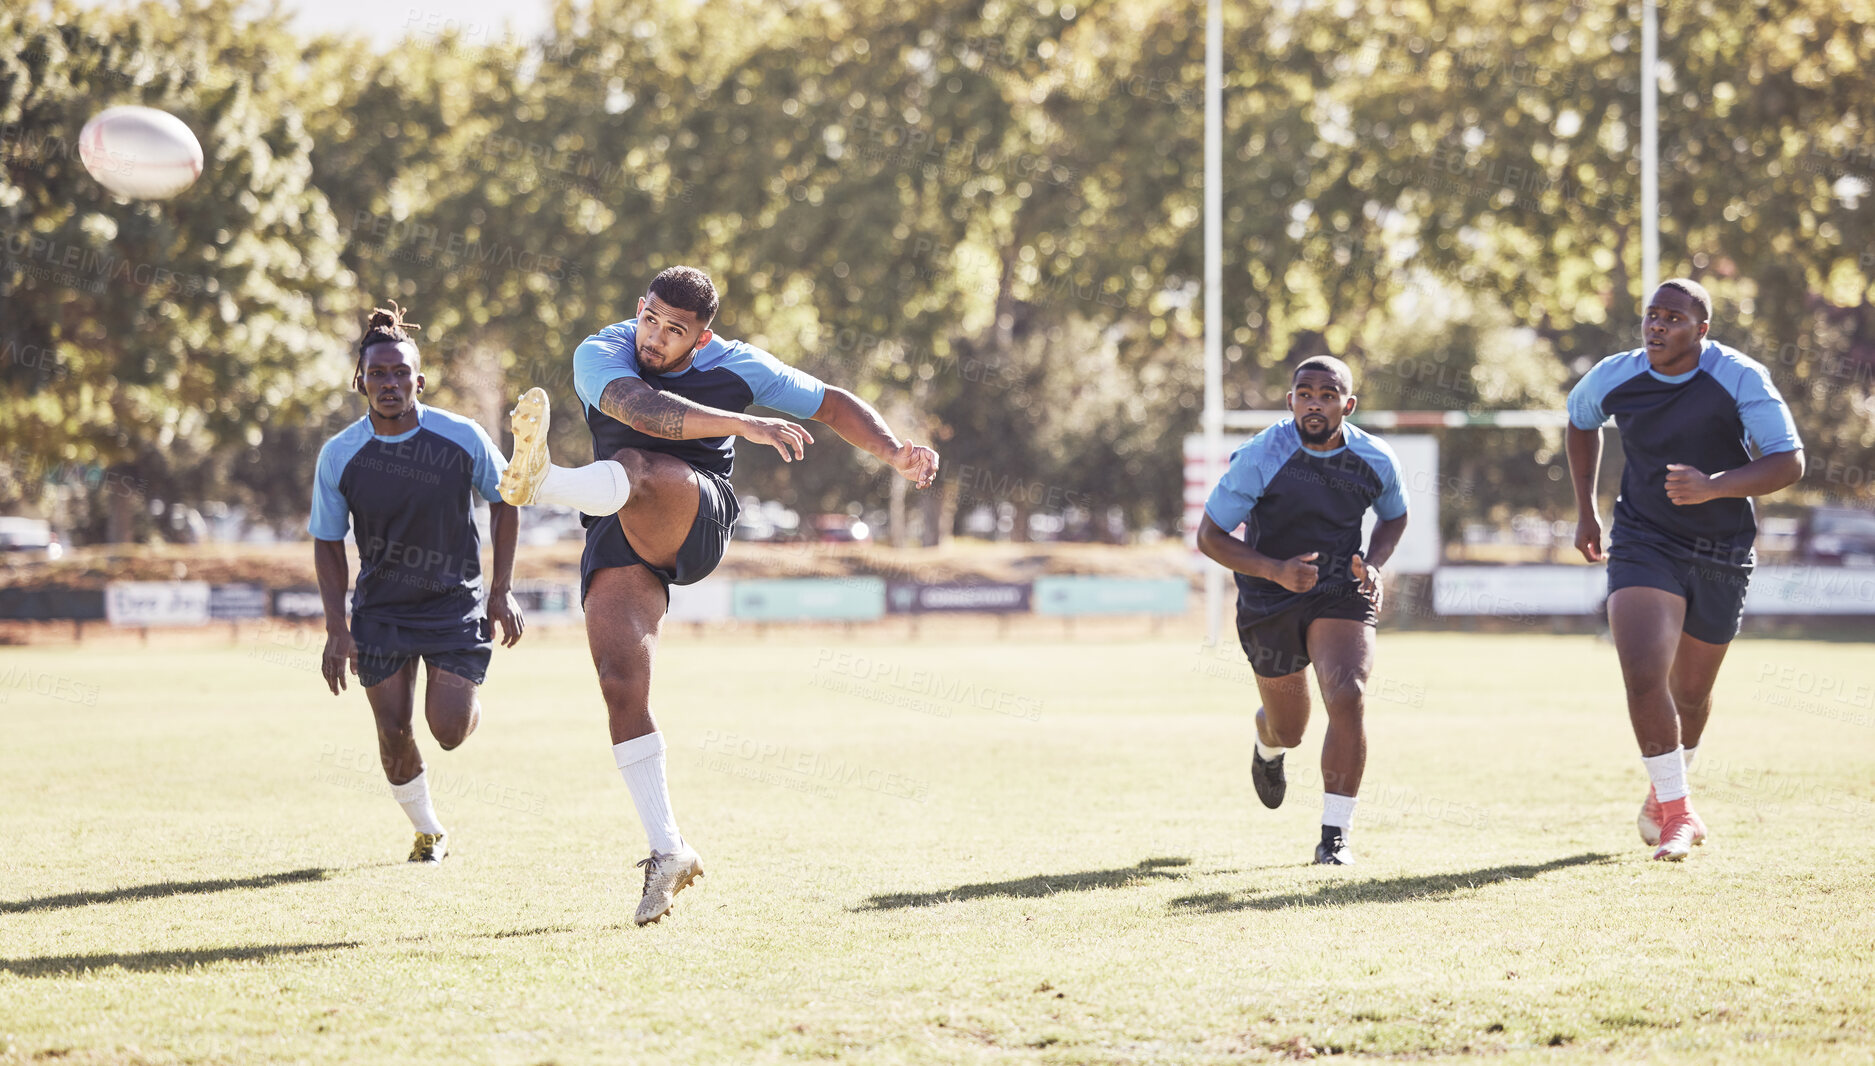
[[499, 266, 938, 924], [312, 302, 525, 864], [1198, 356, 1408, 866], [1566, 278, 1803, 861]]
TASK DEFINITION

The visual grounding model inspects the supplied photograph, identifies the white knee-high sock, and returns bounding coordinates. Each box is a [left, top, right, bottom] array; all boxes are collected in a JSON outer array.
[[615, 732, 683, 855], [1682, 745, 1699, 772], [1643, 748, 1689, 803], [1323, 793, 1358, 830], [535, 461, 631, 516], [390, 770, 444, 834]]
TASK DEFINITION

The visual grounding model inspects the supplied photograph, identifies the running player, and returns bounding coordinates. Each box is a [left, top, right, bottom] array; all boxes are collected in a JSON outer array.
[[1566, 278, 1803, 861], [499, 266, 938, 924], [311, 302, 525, 864], [1197, 356, 1407, 866]]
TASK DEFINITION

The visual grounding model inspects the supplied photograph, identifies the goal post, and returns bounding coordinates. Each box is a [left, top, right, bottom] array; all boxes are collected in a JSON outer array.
[[1188, 410, 1572, 643]]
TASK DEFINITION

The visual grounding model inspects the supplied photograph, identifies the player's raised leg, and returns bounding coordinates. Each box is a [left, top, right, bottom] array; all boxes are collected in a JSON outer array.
[[363, 660, 449, 864], [586, 563, 703, 924], [609, 447, 711, 568], [1250, 672, 1311, 810], [1306, 617, 1375, 865], [422, 663, 481, 751], [1608, 586, 1700, 860], [499, 387, 632, 515]]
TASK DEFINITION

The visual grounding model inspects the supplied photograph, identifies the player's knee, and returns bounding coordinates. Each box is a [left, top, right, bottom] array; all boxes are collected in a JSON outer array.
[[433, 720, 471, 750], [375, 720, 415, 745], [1669, 683, 1712, 716], [1322, 678, 1367, 717], [1621, 670, 1670, 701], [609, 447, 656, 482], [595, 668, 647, 713]]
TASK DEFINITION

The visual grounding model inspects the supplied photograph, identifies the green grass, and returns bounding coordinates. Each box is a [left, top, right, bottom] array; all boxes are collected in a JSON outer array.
[[3, 628, 1872, 1064]]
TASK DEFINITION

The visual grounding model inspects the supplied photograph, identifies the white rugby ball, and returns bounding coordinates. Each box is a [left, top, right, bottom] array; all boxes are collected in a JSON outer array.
[[79, 106, 204, 200]]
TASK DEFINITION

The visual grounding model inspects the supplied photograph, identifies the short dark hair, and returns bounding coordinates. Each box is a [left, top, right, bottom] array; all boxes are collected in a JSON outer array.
[[1292, 355, 1354, 392], [1657, 278, 1712, 322], [355, 299, 421, 377], [647, 266, 720, 325]]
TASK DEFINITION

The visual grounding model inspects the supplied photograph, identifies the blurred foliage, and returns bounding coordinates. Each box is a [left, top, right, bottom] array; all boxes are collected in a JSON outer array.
[[2, 0, 1870, 545]]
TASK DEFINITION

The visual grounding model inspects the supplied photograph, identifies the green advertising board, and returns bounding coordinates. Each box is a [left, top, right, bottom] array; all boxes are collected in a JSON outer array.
[[1033, 577, 1189, 616], [731, 579, 886, 621]]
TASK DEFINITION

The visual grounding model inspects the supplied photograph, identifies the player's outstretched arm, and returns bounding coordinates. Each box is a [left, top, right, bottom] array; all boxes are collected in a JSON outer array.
[[1565, 425, 1606, 562], [1198, 515, 1321, 593], [487, 501, 524, 648], [1664, 449, 1805, 506], [598, 377, 813, 460], [810, 386, 939, 489], [313, 538, 356, 695]]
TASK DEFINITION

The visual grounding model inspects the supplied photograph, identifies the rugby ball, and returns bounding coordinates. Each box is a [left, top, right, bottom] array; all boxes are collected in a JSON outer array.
[[79, 106, 204, 200]]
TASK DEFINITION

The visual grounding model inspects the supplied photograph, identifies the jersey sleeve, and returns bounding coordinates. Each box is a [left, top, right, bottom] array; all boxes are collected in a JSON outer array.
[[1732, 361, 1803, 456], [1203, 435, 1277, 531], [1567, 356, 1623, 430], [307, 436, 352, 540], [1345, 430, 1408, 521], [573, 323, 642, 411], [1371, 447, 1408, 521], [735, 343, 828, 419], [465, 419, 508, 503]]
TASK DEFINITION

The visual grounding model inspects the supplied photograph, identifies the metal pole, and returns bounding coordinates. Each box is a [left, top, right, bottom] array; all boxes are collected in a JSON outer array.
[[1203, 0, 1225, 646], [1641, 1, 1659, 300]]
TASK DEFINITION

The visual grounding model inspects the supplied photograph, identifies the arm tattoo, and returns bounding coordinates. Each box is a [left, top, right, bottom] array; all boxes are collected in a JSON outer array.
[[600, 379, 688, 439]]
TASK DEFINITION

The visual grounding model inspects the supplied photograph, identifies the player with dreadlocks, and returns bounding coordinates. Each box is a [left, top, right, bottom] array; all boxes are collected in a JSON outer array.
[[310, 301, 526, 864]]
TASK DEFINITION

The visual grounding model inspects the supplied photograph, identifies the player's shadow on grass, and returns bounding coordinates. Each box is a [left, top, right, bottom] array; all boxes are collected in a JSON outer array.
[[856, 858, 1192, 911], [1, 940, 359, 978], [0, 867, 336, 915], [1168, 852, 1615, 913]]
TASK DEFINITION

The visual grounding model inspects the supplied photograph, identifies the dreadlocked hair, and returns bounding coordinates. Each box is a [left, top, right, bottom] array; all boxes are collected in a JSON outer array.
[[354, 300, 422, 376]]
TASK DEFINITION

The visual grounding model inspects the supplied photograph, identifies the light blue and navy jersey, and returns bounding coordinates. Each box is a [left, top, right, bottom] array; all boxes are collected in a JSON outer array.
[[308, 405, 507, 627], [573, 319, 828, 478], [1568, 340, 1800, 565], [1204, 419, 1407, 611]]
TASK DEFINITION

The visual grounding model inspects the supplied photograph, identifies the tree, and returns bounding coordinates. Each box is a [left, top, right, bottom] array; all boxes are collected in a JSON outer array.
[[1, 0, 350, 541]]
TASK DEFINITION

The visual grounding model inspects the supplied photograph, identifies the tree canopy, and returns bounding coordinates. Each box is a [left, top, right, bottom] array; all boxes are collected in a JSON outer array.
[[3, 0, 1870, 544]]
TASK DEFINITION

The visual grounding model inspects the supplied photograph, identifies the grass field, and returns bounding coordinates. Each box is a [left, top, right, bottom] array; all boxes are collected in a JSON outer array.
[[3, 626, 1872, 1064]]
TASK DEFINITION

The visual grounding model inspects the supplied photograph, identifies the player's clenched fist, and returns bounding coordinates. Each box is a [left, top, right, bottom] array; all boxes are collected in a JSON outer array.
[[1273, 551, 1320, 594], [1351, 552, 1384, 611], [892, 442, 940, 489], [1575, 512, 1605, 563], [1664, 463, 1719, 506]]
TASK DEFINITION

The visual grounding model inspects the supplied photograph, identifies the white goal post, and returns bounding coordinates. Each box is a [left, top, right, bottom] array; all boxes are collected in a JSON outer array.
[[1189, 411, 1573, 643]]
